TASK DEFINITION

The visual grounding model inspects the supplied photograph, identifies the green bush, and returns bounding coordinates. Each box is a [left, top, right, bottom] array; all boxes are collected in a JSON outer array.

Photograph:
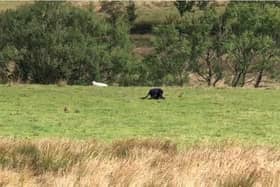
[[0, 2, 136, 85]]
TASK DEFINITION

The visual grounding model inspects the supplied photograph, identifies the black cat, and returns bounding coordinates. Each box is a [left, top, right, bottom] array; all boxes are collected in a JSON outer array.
[[141, 88, 165, 100]]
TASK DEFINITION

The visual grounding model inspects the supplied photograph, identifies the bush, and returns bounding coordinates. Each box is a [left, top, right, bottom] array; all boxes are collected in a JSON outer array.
[[0, 2, 136, 85]]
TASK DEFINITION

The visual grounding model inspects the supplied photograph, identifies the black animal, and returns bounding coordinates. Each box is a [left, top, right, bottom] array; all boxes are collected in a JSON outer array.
[[141, 88, 165, 100]]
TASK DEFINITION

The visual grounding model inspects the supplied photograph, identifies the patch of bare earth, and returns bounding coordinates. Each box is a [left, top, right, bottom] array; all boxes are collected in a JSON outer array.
[[0, 139, 279, 186]]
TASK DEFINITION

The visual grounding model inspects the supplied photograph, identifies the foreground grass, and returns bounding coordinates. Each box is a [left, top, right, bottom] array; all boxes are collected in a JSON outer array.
[[0, 138, 279, 187], [0, 85, 280, 144]]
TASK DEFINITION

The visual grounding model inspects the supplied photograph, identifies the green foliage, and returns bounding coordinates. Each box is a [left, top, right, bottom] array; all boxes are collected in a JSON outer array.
[[174, 1, 209, 17], [174, 0, 194, 17], [225, 31, 259, 87], [0, 2, 135, 85], [224, 2, 280, 87], [180, 7, 224, 86], [100, 1, 128, 24], [0, 2, 280, 86], [0, 46, 23, 82], [143, 24, 190, 86], [126, 1, 137, 25], [156, 25, 190, 86], [162, 2, 280, 87], [253, 36, 279, 87], [149, 4, 226, 86]]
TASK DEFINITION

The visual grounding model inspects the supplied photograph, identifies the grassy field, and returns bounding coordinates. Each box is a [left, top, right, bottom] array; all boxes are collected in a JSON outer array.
[[1, 85, 280, 186], [1, 85, 280, 145], [0, 1, 31, 12]]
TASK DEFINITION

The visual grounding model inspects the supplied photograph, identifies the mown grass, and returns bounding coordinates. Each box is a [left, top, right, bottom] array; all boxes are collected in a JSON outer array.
[[0, 85, 280, 145]]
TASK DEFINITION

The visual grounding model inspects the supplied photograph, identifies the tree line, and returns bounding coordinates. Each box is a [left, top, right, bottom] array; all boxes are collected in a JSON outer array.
[[0, 1, 279, 87]]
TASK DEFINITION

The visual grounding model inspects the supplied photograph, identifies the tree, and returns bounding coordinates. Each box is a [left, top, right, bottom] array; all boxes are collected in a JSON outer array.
[[174, 0, 209, 17], [0, 2, 135, 85], [149, 24, 190, 86], [100, 1, 127, 25], [126, 1, 137, 25], [224, 2, 280, 87], [177, 6, 224, 86], [253, 36, 279, 87], [225, 31, 259, 87], [174, 0, 194, 17], [224, 2, 259, 87], [253, 4, 280, 87], [0, 46, 22, 83]]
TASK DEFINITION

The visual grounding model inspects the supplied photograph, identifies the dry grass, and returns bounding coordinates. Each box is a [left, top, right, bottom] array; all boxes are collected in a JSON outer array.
[[56, 79, 68, 87], [0, 139, 279, 186]]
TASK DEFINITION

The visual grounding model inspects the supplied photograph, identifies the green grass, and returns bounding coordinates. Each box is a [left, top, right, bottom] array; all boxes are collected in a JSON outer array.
[[0, 85, 280, 144]]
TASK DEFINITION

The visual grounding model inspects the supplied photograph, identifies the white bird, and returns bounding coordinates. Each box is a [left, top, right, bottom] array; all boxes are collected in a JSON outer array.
[[92, 81, 108, 87]]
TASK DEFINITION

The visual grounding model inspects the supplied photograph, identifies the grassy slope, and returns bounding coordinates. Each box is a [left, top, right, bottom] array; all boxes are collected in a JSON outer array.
[[0, 1, 31, 12], [0, 85, 280, 144]]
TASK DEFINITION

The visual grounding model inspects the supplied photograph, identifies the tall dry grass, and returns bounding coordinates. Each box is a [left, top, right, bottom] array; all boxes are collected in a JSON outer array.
[[0, 138, 279, 187]]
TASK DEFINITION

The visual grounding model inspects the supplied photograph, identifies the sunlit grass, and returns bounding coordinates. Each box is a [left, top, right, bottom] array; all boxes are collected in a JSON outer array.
[[0, 85, 280, 145], [0, 138, 279, 186]]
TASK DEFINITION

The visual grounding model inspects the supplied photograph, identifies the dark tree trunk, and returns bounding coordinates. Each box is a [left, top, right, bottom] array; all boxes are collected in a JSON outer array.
[[232, 71, 242, 87], [207, 77, 211, 86], [240, 72, 247, 87], [178, 73, 184, 87], [254, 70, 264, 88], [206, 51, 212, 87], [212, 74, 222, 87]]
